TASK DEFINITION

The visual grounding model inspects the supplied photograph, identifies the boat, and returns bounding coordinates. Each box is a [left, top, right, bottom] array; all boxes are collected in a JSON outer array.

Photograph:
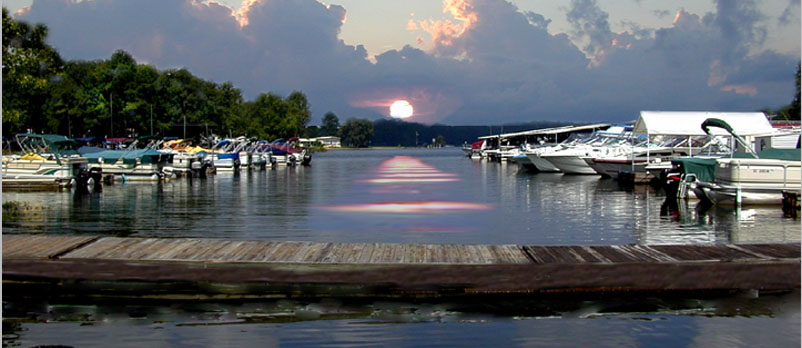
[[160, 139, 213, 176], [78, 136, 174, 181], [267, 138, 311, 166], [476, 124, 611, 166], [667, 118, 801, 205], [461, 142, 474, 157], [539, 126, 633, 175], [249, 141, 276, 170], [696, 150, 801, 205], [2, 134, 100, 191], [468, 140, 486, 159], [206, 139, 242, 172], [589, 111, 779, 183], [586, 135, 704, 181]]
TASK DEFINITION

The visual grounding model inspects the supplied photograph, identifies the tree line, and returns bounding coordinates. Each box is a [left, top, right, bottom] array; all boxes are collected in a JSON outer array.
[[2, 9, 322, 144]]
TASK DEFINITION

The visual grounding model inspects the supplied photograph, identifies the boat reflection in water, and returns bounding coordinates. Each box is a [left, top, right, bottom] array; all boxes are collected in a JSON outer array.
[[657, 196, 801, 245]]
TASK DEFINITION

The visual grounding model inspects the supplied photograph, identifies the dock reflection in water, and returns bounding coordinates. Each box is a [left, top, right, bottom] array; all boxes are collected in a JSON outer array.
[[3, 290, 799, 348]]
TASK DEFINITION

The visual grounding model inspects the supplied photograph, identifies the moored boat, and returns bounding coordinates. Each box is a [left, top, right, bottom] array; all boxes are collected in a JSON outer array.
[[2, 134, 100, 191], [78, 136, 174, 181], [665, 118, 801, 205]]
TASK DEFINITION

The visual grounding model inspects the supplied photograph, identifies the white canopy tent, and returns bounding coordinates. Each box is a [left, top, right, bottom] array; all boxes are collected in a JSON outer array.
[[477, 123, 611, 140], [631, 111, 776, 162], [632, 111, 774, 136]]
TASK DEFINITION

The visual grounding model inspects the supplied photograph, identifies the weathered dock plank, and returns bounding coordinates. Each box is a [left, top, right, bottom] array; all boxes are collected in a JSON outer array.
[[6, 236, 534, 265], [649, 245, 759, 261], [9, 235, 795, 266], [2, 235, 98, 259], [737, 243, 800, 259], [3, 235, 799, 299]]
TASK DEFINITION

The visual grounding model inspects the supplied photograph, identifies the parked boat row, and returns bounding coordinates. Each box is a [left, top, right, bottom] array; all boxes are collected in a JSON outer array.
[[465, 111, 801, 206], [2, 134, 312, 191]]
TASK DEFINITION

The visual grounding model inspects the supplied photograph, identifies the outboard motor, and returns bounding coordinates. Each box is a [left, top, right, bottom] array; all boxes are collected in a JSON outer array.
[[89, 167, 103, 191], [302, 154, 312, 166], [73, 167, 103, 194], [663, 162, 683, 201]]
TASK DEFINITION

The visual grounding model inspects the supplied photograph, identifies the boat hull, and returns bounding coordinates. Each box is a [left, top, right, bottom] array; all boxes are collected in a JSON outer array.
[[696, 157, 801, 205], [542, 155, 598, 174], [526, 154, 560, 172]]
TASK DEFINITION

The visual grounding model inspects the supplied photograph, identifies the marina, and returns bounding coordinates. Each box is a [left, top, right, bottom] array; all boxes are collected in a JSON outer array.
[[3, 146, 800, 347]]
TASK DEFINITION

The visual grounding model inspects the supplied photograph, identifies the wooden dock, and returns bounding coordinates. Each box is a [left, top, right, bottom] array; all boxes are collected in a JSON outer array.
[[3, 235, 799, 299]]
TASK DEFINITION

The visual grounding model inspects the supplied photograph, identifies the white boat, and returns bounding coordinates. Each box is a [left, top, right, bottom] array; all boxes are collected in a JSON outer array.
[[540, 127, 633, 175], [80, 149, 174, 182], [159, 139, 209, 176], [517, 124, 615, 172], [586, 136, 700, 181], [663, 117, 801, 205], [2, 134, 98, 190], [266, 138, 310, 166], [485, 145, 521, 162], [589, 111, 779, 183], [206, 139, 241, 172], [696, 153, 801, 205], [476, 124, 611, 166]]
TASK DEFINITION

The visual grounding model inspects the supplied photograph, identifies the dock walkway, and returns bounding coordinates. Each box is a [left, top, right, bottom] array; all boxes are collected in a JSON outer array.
[[3, 235, 799, 299]]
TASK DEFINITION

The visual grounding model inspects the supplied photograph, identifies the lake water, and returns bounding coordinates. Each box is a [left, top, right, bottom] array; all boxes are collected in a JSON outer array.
[[3, 147, 800, 347]]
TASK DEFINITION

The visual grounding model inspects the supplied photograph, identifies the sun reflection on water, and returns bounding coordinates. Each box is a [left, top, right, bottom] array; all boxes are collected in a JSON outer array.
[[319, 155, 492, 214]]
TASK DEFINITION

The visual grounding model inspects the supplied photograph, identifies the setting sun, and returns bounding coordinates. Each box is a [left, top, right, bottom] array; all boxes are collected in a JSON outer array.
[[389, 100, 414, 118]]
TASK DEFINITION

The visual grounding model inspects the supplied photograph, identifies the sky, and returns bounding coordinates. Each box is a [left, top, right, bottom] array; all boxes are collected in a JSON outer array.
[[6, 0, 801, 125]]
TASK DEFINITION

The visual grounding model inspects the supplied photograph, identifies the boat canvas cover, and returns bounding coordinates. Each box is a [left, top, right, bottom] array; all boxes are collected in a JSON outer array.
[[672, 157, 717, 182], [471, 140, 485, 150], [79, 147, 168, 164], [733, 148, 801, 161], [478, 124, 611, 140], [16, 133, 82, 155], [268, 143, 301, 155], [633, 111, 774, 136]]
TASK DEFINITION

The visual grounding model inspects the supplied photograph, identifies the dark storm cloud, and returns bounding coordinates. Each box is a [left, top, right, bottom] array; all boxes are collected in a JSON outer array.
[[16, 0, 800, 125]]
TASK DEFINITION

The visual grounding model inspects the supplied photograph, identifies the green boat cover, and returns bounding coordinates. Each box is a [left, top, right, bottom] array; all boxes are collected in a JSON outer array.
[[672, 157, 717, 182], [733, 148, 801, 161], [15, 133, 82, 155], [80, 148, 168, 165], [673, 148, 800, 183]]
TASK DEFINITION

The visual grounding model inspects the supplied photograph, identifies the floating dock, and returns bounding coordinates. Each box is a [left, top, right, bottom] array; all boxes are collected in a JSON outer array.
[[3, 235, 799, 299]]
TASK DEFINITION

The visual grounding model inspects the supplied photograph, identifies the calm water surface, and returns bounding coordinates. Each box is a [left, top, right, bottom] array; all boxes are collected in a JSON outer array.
[[3, 147, 800, 245], [3, 147, 800, 347]]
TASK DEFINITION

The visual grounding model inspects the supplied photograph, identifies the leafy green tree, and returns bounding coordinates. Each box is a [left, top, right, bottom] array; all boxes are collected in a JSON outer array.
[[320, 112, 340, 136], [1, 13, 304, 139], [435, 135, 447, 147], [2, 8, 63, 134], [338, 118, 374, 148], [303, 125, 320, 138], [284, 91, 312, 137], [241, 93, 287, 140]]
